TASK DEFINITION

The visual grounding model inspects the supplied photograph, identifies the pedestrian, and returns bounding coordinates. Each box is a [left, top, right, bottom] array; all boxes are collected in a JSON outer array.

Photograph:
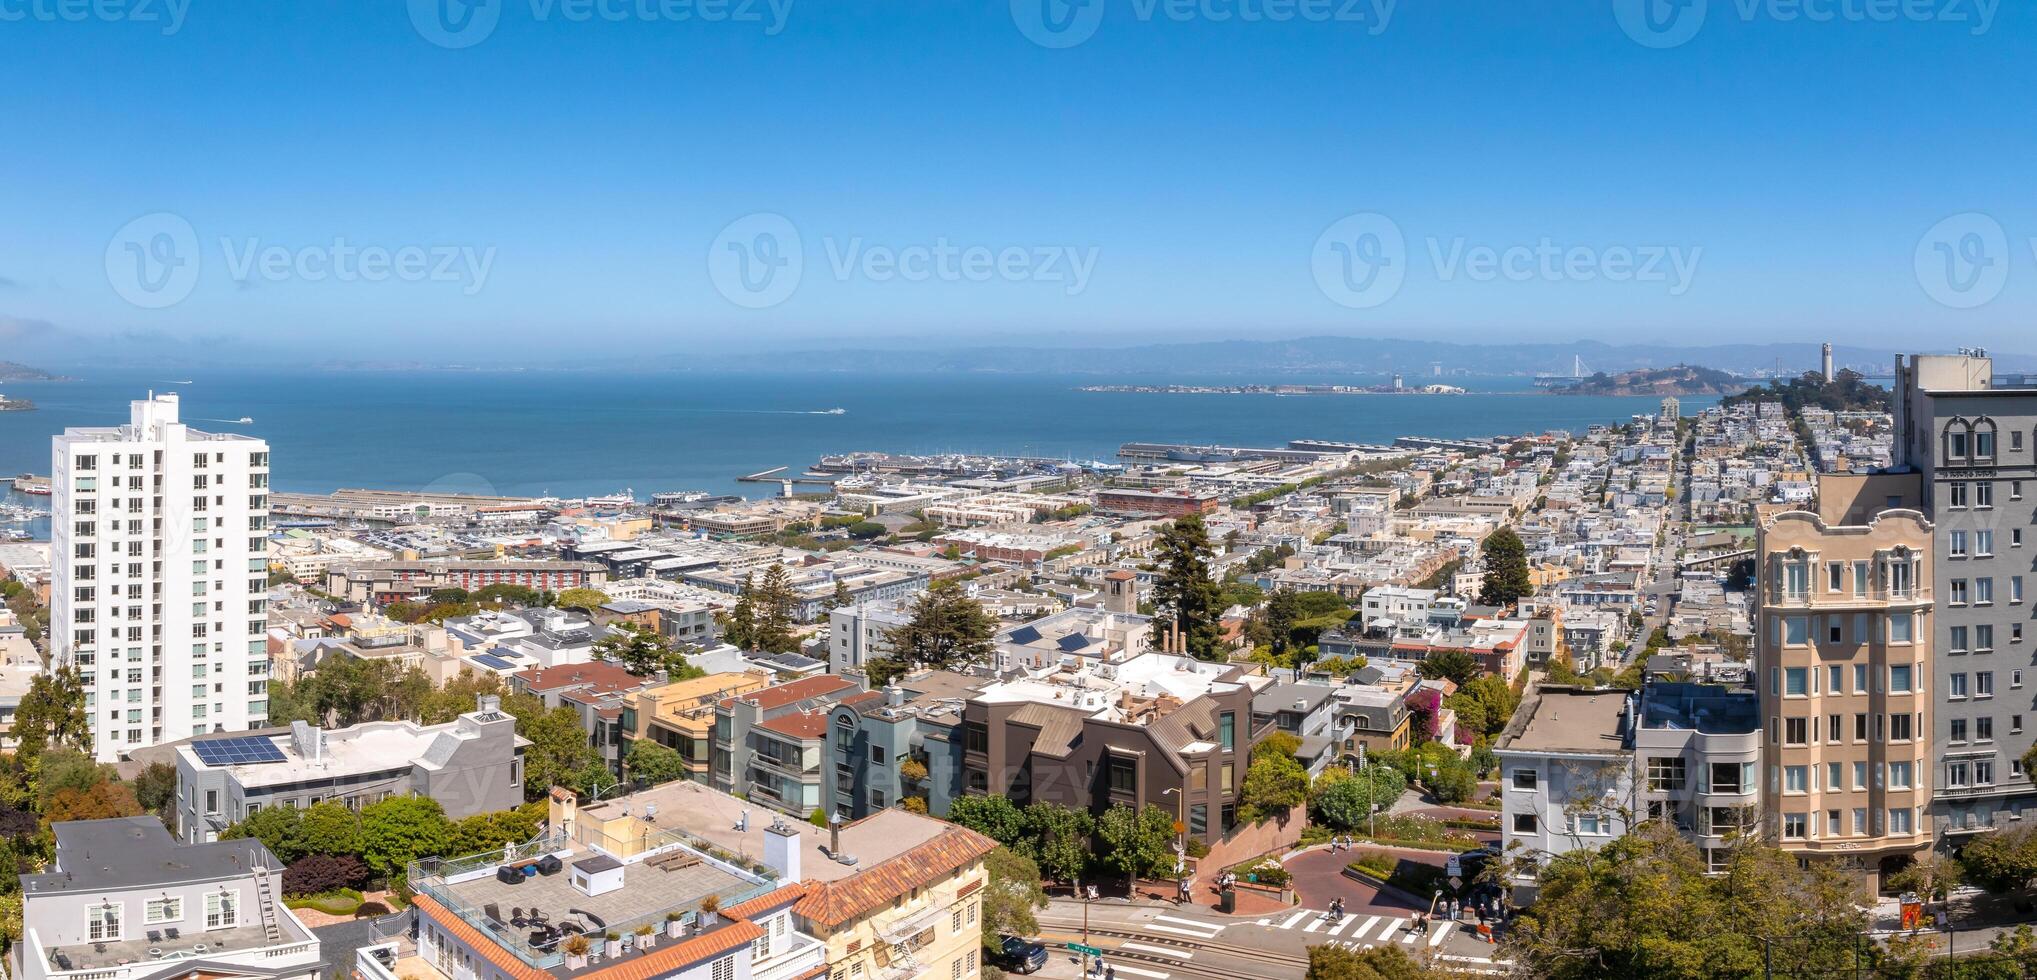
[[1105, 965, 1116, 980]]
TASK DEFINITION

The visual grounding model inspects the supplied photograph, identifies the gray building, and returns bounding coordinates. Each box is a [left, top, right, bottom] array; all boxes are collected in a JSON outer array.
[[826, 670, 985, 820], [710, 674, 867, 814], [1891, 353, 2037, 838], [14, 818, 322, 980], [1251, 682, 1338, 774], [1495, 686, 1634, 904], [1630, 682, 1760, 872], [173, 696, 528, 842]]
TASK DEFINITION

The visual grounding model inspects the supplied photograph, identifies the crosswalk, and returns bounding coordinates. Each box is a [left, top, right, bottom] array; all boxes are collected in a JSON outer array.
[[1255, 909, 1462, 949]]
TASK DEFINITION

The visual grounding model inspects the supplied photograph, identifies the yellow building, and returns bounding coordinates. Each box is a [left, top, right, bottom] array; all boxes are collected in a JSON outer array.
[[1757, 472, 1933, 891], [622, 671, 772, 779], [791, 827, 996, 980]]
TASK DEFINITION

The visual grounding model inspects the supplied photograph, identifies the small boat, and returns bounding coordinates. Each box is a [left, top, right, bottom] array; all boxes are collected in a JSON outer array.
[[821, 408, 847, 415], [237, 416, 254, 424]]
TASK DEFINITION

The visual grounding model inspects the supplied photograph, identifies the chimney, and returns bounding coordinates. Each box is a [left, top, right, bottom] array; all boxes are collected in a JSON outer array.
[[762, 818, 802, 883]]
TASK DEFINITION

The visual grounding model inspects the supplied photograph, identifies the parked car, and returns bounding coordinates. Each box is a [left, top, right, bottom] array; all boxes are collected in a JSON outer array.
[[994, 936, 1049, 975]]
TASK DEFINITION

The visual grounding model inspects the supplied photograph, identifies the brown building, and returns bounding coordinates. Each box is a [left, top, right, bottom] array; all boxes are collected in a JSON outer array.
[[959, 653, 1267, 843], [1756, 472, 1933, 890], [1094, 488, 1221, 518]]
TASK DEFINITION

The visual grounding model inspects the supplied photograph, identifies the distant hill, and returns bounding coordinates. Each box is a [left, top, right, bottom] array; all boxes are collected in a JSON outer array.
[[1547, 365, 1748, 397], [676, 337, 2032, 378], [0, 360, 59, 381], [1721, 369, 1891, 413]]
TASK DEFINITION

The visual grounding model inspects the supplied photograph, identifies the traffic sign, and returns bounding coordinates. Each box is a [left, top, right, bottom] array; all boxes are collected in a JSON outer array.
[[1066, 943, 1104, 957], [1449, 875, 1464, 890]]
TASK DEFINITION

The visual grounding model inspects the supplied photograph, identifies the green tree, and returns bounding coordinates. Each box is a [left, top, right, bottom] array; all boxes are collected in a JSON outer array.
[[474, 583, 543, 607], [721, 573, 757, 650], [1310, 767, 1405, 830], [224, 805, 307, 863], [1095, 804, 1178, 887], [750, 564, 800, 653], [824, 578, 853, 613], [1958, 825, 2037, 892], [299, 800, 364, 857], [595, 623, 694, 678], [1240, 744, 1309, 823], [878, 579, 998, 678], [1444, 675, 1521, 737], [1477, 526, 1533, 607], [1021, 801, 1094, 886], [555, 587, 611, 612], [1152, 514, 1224, 660], [359, 795, 453, 879], [1265, 588, 1302, 655], [132, 762, 179, 825], [946, 795, 1028, 846], [1510, 818, 1871, 979], [13, 663, 91, 760], [1305, 944, 1443, 979], [979, 846, 1048, 949], [626, 738, 689, 786], [505, 692, 601, 802], [1417, 650, 1480, 686]]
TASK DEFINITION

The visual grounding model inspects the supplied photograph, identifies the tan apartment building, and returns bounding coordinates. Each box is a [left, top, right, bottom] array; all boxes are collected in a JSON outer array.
[[1757, 472, 1933, 890], [620, 672, 773, 781], [790, 826, 996, 980]]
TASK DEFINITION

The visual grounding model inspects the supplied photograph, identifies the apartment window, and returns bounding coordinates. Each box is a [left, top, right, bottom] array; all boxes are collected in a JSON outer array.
[[2018, 715, 2027, 735], [1827, 665, 1844, 693], [1951, 719, 1968, 743], [1709, 762, 1747, 793], [1513, 768, 1538, 790], [1646, 757, 1687, 792], [1890, 664, 1913, 693], [1951, 580, 1969, 605], [1890, 713, 1914, 741], [1979, 625, 1996, 652], [1854, 713, 1868, 741], [1826, 761, 1843, 791], [1512, 813, 1537, 833], [1218, 712, 1235, 751], [1947, 762, 1970, 788], [1978, 717, 1995, 742], [1784, 765, 1808, 793], [1891, 808, 1916, 834], [1979, 671, 1995, 697], [1854, 664, 1868, 694], [1827, 562, 1845, 592], [1978, 760, 1996, 786], [1891, 614, 1914, 643], [2016, 670, 2025, 689], [1107, 755, 1137, 793], [1978, 480, 1996, 506], [145, 897, 182, 924], [2015, 577, 2026, 603], [1853, 761, 1868, 790], [1951, 481, 1969, 506], [1978, 578, 1995, 604], [1784, 668, 1808, 697], [1784, 717, 1808, 745], [1980, 531, 1997, 556], [1889, 761, 1913, 789], [1783, 813, 1807, 839], [1784, 617, 1809, 645], [964, 722, 988, 753], [1951, 673, 1969, 698], [713, 956, 737, 980], [1853, 808, 1868, 835], [1827, 713, 1842, 743], [1951, 532, 1969, 557]]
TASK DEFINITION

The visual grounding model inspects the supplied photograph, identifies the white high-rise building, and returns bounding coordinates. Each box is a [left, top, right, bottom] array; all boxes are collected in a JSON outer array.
[[50, 393, 271, 762]]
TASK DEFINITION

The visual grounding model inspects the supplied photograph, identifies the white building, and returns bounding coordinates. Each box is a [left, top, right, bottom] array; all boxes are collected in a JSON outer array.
[[1494, 686, 1634, 904], [51, 393, 271, 762]]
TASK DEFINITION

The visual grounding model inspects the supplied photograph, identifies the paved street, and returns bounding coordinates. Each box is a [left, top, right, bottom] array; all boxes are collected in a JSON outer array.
[[1035, 873, 1514, 980]]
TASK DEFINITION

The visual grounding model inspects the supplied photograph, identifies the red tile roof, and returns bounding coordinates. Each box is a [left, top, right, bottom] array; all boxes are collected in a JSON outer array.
[[790, 826, 997, 929], [515, 661, 645, 694], [721, 882, 810, 920], [416, 894, 764, 980], [719, 674, 857, 711]]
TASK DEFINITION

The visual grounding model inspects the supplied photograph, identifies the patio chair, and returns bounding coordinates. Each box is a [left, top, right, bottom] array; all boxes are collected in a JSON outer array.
[[165, 929, 181, 941], [147, 930, 163, 943]]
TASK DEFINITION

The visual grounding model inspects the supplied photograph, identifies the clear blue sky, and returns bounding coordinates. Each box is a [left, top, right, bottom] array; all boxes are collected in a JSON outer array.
[[1, 0, 2033, 364]]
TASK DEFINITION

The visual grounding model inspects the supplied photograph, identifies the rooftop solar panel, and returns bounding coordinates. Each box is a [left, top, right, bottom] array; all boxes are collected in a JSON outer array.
[[191, 736, 286, 767], [473, 654, 515, 670], [1008, 626, 1042, 645], [1057, 633, 1091, 652]]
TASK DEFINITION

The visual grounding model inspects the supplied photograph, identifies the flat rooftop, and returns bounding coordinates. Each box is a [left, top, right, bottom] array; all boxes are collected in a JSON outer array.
[[435, 842, 751, 939], [1495, 687, 1631, 756], [579, 780, 949, 883]]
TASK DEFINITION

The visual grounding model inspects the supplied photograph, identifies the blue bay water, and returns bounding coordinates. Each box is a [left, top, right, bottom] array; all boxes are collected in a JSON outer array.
[[0, 370, 1711, 514]]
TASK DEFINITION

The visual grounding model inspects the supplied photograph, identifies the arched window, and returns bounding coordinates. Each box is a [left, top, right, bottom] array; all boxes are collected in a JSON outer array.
[[1946, 419, 1975, 462], [1974, 418, 1998, 461]]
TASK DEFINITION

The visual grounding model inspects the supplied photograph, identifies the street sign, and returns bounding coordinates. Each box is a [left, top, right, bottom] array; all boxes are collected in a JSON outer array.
[[1066, 944, 1104, 957], [1449, 875, 1464, 890], [1446, 856, 1462, 878]]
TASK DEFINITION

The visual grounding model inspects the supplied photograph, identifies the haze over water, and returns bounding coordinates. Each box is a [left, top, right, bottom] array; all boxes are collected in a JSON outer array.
[[0, 369, 1711, 505]]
